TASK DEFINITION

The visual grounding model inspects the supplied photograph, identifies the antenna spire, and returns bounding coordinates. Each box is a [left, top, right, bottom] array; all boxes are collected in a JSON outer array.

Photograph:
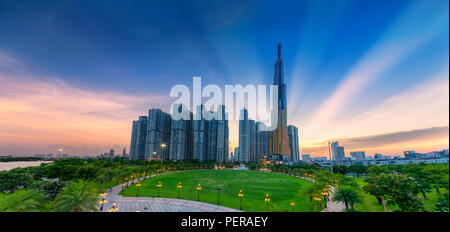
[[277, 43, 281, 59]]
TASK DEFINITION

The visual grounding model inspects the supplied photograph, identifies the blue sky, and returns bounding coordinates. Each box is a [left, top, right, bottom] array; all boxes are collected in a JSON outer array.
[[0, 0, 448, 156]]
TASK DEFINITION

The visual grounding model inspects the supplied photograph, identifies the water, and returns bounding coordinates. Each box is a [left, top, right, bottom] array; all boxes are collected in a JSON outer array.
[[0, 161, 52, 171]]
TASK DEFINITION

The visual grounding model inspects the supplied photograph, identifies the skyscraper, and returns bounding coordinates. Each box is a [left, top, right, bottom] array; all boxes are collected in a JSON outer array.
[[135, 116, 148, 160], [145, 109, 171, 160], [330, 141, 339, 160], [216, 105, 229, 162], [169, 104, 193, 161], [193, 104, 209, 162], [129, 120, 139, 160], [270, 43, 290, 157], [287, 125, 299, 162], [238, 108, 249, 162]]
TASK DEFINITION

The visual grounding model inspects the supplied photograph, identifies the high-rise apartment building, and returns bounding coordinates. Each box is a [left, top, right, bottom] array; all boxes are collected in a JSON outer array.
[[169, 104, 193, 161], [145, 109, 171, 160], [287, 125, 299, 162]]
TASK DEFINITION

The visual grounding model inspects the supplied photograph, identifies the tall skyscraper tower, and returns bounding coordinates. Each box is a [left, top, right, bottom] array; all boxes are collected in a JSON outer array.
[[169, 104, 193, 161], [270, 43, 290, 157], [145, 109, 171, 160]]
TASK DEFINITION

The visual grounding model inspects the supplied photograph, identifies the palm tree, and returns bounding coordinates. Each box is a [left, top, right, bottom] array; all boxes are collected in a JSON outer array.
[[0, 189, 47, 212], [303, 185, 320, 212], [51, 180, 99, 212], [332, 187, 362, 211]]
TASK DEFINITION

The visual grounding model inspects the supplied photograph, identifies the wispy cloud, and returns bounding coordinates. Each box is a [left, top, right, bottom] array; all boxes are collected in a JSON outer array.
[[0, 72, 171, 156], [304, 0, 449, 131]]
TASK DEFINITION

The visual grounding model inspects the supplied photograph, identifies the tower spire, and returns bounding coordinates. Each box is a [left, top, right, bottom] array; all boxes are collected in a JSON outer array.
[[277, 43, 281, 59]]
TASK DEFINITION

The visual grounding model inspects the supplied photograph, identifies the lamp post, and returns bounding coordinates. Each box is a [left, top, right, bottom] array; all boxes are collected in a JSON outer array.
[[177, 182, 183, 199], [136, 181, 141, 197], [327, 141, 335, 185], [157, 181, 162, 198], [238, 190, 244, 210], [160, 143, 166, 172], [290, 202, 295, 212], [314, 197, 322, 211], [108, 202, 118, 212], [99, 193, 107, 212], [265, 194, 270, 211], [322, 191, 328, 208], [196, 184, 202, 201], [122, 183, 125, 191], [217, 188, 221, 205]]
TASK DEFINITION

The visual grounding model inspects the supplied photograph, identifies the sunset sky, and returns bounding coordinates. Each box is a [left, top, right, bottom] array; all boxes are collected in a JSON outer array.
[[0, 0, 448, 157]]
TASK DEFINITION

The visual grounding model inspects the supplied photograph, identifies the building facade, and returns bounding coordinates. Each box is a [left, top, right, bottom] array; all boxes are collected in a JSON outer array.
[[287, 125, 299, 162]]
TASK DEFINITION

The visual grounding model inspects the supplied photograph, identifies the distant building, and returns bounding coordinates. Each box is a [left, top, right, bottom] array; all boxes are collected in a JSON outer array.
[[287, 125, 299, 162], [374, 153, 383, 159], [109, 149, 115, 158], [350, 151, 365, 161], [404, 151, 416, 159], [215, 105, 229, 162], [302, 154, 311, 162]]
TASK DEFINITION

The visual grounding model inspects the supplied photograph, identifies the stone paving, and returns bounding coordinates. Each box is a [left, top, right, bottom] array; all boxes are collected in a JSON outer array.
[[99, 172, 241, 212]]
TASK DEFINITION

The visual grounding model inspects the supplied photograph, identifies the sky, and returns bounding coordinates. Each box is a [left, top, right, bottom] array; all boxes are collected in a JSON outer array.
[[0, 0, 448, 157]]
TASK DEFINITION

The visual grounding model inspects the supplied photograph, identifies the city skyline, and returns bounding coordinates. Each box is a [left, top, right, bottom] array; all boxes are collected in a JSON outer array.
[[0, 0, 448, 157]]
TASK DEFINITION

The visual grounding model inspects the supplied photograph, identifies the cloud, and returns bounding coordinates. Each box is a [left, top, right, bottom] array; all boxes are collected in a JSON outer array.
[[305, 0, 448, 130], [0, 73, 172, 156]]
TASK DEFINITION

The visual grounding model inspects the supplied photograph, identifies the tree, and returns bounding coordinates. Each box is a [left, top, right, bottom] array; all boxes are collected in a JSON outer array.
[[51, 180, 99, 212], [332, 187, 362, 211], [0, 189, 47, 212], [368, 173, 424, 212], [0, 172, 33, 193], [30, 180, 67, 199], [303, 184, 321, 212]]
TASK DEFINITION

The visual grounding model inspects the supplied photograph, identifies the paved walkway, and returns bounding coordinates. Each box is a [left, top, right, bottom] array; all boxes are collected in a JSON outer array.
[[279, 173, 346, 212], [100, 172, 241, 212]]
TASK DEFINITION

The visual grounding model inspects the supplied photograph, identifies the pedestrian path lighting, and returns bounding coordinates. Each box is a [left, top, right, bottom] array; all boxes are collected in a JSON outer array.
[[314, 197, 322, 211], [290, 202, 295, 212], [322, 191, 329, 208], [108, 202, 118, 212], [122, 183, 126, 190], [238, 190, 244, 210], [265, 194, 270, 211], [99, 193, 107, 211], [196, 184, 202, 201], [157, 181, 162, 198], [177, 182, 183, 199], [136, 181, 141, 197]]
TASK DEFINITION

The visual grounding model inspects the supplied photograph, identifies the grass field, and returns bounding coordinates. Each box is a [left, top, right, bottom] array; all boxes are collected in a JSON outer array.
[[352, 177, 440, 212], [119, 169, 317, 212]]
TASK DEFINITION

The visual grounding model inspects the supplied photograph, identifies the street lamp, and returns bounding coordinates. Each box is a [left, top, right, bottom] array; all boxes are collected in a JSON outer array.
[[157, 181, 162, 198], [265, 194, 270, 211], [238, 190, 244, 210], [290, 202, 295, 212], [99, 193, 107, 212], [177, 182, 183, 199], [122, 183, 125, 191], [196, 184, 202, 201], [327, 141, 335, 185], [217, 188, 221, 205], [136, 181, 141, 197], [314, 197, 322, 211], [160, 143, 166, 171], [322, 191, 329, 208], [108, 202, 118, 212]]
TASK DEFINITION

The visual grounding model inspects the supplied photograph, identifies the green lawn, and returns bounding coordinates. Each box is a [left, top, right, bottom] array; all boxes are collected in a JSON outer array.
[[119, 169, 317, 212], [352, 177, 441, 212]]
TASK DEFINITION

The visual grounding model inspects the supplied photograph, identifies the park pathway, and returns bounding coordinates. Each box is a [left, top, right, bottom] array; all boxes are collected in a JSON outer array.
[[99, 172, 242, 212], [283, 173, 346, 212]]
